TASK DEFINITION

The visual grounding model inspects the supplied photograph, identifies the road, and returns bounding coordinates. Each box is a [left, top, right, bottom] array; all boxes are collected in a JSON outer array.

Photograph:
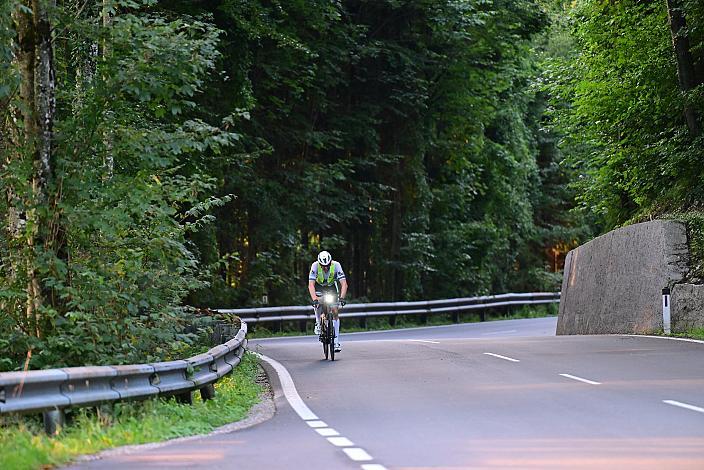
[[68, 317, 704, 469]]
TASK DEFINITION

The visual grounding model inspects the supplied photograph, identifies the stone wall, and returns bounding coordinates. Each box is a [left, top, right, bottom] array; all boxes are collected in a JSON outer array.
[[557, 220, 691, 335], [672, 283, 704, 332]]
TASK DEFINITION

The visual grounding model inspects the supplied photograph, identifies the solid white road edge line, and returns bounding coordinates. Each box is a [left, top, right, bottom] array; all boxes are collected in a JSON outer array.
[[408, 339, 440, 344], [483, 352, 520, 362], [253, 352, 318, 420], [623, 334, 704, 345], [255, 352, 385, 468], [663, 400, 704, 413], [560, 373, 601, 385], [344, 448, 374, 461]]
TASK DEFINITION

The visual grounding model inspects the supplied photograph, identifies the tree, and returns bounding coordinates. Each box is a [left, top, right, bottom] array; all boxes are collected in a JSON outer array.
[[666, 0, 701, 136]]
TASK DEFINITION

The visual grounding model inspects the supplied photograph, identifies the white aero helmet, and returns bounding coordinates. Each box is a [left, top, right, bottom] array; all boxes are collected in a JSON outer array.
[[317, 250, 332, 267]]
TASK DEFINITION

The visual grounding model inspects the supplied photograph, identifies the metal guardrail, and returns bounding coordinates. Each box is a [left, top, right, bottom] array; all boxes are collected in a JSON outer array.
[[0, 322, 248, 434], [216, 292, 561, 325]]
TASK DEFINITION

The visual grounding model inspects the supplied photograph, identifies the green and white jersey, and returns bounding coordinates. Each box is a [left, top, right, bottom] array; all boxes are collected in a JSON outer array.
[[309, 261, 346, 287]]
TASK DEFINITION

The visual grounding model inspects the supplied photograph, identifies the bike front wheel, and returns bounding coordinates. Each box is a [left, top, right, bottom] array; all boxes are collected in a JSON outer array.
[[329, 316, 335, 361], [321, 311, 330, 360]]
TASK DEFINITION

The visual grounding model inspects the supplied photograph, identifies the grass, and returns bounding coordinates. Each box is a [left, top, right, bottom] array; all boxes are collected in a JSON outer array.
[[0, 352, 262, 470], [248, 304, 559, 338], [669, 328, 704, 341]]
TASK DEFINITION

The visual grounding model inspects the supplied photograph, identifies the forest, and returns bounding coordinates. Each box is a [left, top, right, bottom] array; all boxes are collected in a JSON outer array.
[[1, 0, 701, 370]]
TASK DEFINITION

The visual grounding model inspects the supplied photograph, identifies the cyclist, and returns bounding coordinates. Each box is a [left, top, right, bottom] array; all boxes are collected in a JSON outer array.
[[309, 250, 347, 352]]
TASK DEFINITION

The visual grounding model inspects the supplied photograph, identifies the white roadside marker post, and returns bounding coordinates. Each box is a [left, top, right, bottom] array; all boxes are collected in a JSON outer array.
[[662, 287, 671, 335]]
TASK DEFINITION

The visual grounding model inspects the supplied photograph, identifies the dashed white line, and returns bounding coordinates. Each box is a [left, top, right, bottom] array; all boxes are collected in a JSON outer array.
[[344, 448, 374, 461], [483, 352, 520, 362], [560, 373, 601, 385], [482, 329, 518, 336], [254, 353, 318, 420], [408, 339, 440, 344], [256, 352, 384, 468], [663, 400, 704, 414], [307, 420, 328, 428], [328, 437, 354, 447]]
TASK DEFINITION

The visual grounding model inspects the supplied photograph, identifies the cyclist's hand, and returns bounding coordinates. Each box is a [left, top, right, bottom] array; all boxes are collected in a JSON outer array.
[[312, 299, 319, 307], [340, 299, 346, 307]]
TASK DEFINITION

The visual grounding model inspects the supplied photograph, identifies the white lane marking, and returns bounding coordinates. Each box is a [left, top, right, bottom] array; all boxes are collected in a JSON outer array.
[[253, 353, 318, 420], [483, 352, 520, 362], [328, 437, 354, 447], [623, 334, 704, 345], [408, 339, 440, 344], [663, 400, 704, 414], [482, 329, 518, 336], [256, 352, 384, 467], [344, 448, 374, 461], [560, 373, 601, 385], [307, 420, 327, 428]]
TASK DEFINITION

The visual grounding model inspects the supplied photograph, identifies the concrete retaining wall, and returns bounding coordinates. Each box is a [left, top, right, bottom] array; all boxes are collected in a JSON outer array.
[[557, 220, 692, 335]]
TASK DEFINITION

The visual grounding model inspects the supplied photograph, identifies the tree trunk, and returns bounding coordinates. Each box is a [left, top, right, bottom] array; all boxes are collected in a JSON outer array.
[[666, 0, 701, 137], [12, 0, 61, 338], [102, 0, 114, 177], [390, 160, 403, 301]]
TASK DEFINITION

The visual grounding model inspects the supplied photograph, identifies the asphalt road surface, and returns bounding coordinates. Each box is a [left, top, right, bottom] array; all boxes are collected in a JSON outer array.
[[68, 317, 704, 469]]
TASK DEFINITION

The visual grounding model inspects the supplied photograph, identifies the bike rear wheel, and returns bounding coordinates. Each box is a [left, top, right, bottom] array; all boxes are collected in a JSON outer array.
[[321, 309, 329, 360], [329, 315, 335, 361]]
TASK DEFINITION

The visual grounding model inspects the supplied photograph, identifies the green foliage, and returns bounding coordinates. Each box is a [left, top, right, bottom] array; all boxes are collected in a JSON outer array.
[[543, 0, 704, 228], [670, 327, 704, 341], [174, 0, 585, 308], [0, 2, 239, 370], [0, 353, 262, 470], [1, 0, 594, 370]]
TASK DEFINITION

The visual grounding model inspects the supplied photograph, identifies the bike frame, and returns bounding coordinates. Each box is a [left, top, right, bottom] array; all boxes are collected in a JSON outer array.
[[318, 292, 339, 361]]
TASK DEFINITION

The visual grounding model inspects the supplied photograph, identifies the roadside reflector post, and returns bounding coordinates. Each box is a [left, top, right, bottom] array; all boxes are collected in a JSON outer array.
[[662, 287, 671, 334]]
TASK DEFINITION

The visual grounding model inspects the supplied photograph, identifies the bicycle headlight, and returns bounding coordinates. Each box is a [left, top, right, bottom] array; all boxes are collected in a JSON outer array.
[[324, 294, 335, 304]]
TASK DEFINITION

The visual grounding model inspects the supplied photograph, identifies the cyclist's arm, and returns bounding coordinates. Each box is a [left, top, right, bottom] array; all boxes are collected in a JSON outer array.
[[308, 280, 318, 301], [339, 278, 348, 300]]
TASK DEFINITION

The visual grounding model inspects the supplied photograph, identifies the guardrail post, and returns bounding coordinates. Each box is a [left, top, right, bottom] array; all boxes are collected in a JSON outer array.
[[175, 391, 193, 405], [200, 384, 216, 402], [359, 316, 367, 329], [480, 310, 486, 322], [43, 409, 64, 435], [299, 320, 307, 333], [389, 315, 396, 327], [452, 312, 460, 323]]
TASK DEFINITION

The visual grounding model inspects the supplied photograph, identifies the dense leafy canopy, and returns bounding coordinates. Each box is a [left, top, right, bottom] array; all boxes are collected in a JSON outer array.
[[543, 0, 704, 228], [0, 0, 594, 370]]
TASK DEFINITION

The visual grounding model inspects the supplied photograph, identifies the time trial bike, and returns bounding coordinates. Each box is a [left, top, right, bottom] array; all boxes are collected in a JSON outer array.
[[317, 292, 339, 361]]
